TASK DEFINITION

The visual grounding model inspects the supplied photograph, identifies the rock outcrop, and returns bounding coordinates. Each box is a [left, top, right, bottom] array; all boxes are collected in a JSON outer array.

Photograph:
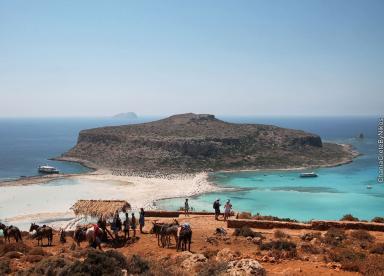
[[60, 113, 356, 173]]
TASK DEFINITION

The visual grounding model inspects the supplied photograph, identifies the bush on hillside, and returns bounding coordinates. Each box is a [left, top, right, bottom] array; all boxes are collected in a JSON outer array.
[[340, 214, 359, 221]]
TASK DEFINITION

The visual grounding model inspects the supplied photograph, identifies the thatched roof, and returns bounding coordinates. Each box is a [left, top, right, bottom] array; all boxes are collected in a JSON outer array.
[[71, 200, 131, 219]]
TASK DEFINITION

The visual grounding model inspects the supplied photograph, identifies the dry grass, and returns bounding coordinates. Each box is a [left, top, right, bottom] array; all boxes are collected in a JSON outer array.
[[323, 228, 346, 246], [0, 258, 11, 275], [299, 243, 323, 254], [326, 247, 365, 271], [350, 230, 375, 242], [274, 230, 289, 239], [197, 260, 227, 276], [71, 199, 131, 219], [237, 212, 252, 219], [0, 242, 31, 256], [370, 243, 384, 255]]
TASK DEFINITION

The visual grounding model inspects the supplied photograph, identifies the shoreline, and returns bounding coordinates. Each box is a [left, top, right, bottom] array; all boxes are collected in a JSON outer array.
[[0, 172, 219, 230], [1, 142, 359, 187], [0, 142, 360, 230]]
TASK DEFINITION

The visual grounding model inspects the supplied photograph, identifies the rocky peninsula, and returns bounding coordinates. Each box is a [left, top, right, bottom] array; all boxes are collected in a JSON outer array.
[[57, 113, 357, 174]]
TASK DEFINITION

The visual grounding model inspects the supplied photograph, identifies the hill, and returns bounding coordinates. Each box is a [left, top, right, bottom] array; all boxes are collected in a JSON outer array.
[[59, 113, 357, 173]]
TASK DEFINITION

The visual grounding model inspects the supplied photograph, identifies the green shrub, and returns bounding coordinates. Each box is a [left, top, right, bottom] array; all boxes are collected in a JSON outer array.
[[233, 226, 264, 238], [340, 214, 359, 221], [260, 239, 296, 251], [371, 217, 384, 223]]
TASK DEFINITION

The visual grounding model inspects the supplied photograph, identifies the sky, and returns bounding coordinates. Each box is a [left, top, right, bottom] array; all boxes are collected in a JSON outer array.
[[0, 0, 383, 117]]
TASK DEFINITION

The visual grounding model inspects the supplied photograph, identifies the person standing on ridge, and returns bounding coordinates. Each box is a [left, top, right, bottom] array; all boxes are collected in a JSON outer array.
[[224, 199, 232, 221], [184, 199, 190, 217], [139, 208, 145, 234], [213, 199, 221, 220]]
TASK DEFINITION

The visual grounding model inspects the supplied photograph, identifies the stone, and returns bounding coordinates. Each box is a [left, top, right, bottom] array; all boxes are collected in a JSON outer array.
[[227, 258, 266, 276], [181, 253, 207, 271], [174, 251, 193, 263], [216, 248, 238, 262], [252, 237, 262, 245]]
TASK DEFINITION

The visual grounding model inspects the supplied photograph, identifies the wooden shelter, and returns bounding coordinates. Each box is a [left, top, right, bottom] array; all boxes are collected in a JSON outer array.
[[71, 199, 131, 220]]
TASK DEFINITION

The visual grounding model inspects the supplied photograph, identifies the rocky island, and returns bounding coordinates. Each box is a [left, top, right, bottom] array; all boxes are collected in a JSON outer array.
[[58, 113, 357, 174]]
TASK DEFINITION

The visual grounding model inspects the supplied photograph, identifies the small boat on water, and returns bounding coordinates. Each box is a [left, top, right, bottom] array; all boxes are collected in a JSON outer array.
[[38, 165, 59, 174], [366, 185, 372, 189], [300, 172, 318, 178]]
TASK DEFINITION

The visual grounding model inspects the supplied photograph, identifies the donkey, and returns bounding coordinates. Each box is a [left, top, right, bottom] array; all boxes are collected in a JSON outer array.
[[159, 219, 179, 248], [29, 223, 53, 246], [177, 224, 192, 251], [151, 221, 165, 246], [0, 223, 22, 243], [73, 225, 103, 249]]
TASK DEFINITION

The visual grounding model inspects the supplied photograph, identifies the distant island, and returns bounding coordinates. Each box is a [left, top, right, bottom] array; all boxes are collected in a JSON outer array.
[[58, 113, 358, 174], [113, 112, 138, 119]]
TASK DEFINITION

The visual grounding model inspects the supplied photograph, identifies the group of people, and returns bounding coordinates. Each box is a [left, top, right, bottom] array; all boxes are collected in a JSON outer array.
[[110, 208, 146, 240], [213, 198, 233, 221], [183, 198, 233, 221]]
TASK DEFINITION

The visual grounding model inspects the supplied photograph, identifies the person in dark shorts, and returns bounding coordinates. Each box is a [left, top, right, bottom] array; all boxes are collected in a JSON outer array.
[[123, 212, 130, 240], [139, 208, 145, 234], [213, 199, 221, 220], [131, 213, 137, 237]]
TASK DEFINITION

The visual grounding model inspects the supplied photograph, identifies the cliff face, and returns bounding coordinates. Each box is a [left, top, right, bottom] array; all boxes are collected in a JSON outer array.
[[61, 113, 355, 173]]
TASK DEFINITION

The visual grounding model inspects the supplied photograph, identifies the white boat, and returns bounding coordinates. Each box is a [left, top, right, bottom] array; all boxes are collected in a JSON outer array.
[[38, 165, 59, 174], [300, 172, 318, 178], [366, 185, 372, 189]]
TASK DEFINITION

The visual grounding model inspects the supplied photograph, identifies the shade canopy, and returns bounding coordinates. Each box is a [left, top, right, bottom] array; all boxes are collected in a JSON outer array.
[[71, 199, 131, 219]]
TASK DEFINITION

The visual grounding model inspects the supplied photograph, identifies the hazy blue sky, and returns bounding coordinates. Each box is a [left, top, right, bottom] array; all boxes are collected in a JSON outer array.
[[1, 0, 383, 117]]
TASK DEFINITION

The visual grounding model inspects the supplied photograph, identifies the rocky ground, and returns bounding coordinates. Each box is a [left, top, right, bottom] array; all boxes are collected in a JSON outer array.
[[1, 215, 384, 275]]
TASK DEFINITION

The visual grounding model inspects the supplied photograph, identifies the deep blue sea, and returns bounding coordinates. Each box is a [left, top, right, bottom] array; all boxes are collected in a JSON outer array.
[[0, 116, 382, 221], [0, 117, 157, 180]]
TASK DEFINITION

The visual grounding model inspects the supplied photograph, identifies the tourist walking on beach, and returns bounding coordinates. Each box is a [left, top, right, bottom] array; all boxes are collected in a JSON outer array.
[[139, 208, 145, 234], [184, 199, 190, 217], [213, 199, 221, 220], [123, 212, 130, 240], [131, 213, 137, 237], [224, 200, 232, 221]]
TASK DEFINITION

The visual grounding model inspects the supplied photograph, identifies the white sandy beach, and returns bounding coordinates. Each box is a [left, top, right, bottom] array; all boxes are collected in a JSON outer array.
[[0, 172, 218, 230]]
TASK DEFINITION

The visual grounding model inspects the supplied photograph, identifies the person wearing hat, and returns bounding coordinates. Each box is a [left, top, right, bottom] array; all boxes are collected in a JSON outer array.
[[213, 198, 221, 220]]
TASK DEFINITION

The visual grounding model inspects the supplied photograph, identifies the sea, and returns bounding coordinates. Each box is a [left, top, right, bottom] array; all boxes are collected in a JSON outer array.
[[0, 116, 383, 222]]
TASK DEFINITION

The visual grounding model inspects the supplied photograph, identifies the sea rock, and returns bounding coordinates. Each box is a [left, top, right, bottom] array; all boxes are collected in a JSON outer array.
[[227, 258, 266, 276], [181, 253, 207, 271], [216, 248, 239, 262]]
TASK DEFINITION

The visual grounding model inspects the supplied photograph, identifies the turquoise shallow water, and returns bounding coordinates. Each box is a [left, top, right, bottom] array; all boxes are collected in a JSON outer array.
[[157, 137, 384, 221]]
